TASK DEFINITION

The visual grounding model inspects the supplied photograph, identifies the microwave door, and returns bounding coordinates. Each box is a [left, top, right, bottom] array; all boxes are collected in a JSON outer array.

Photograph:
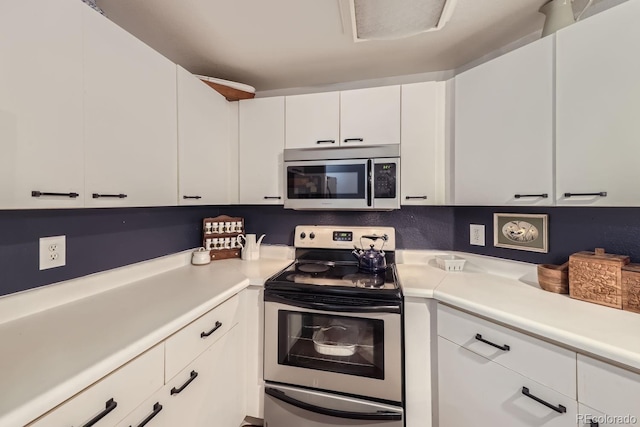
[[285, 159, 369, 210]]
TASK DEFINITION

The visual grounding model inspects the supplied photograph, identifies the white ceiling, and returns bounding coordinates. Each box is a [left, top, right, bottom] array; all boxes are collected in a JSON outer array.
[[94, 0, 604, 92]]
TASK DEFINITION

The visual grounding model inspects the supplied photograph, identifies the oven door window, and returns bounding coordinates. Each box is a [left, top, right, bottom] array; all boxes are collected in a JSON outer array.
[[278, 311, 384, 379], [286, 164, 366, 199]]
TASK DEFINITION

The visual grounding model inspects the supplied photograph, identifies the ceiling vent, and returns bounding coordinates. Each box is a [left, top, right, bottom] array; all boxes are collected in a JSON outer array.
[[348, 0, 458, 41]]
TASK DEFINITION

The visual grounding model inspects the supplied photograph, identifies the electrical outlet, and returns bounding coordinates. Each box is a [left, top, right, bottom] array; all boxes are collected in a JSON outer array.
[[470, 224, 485, 246], [39, 235, 66, 270]]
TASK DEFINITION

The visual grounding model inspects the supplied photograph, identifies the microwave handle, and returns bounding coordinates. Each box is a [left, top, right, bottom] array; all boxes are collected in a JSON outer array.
[[367, 159, 372, 207], [265, 388, 402, 421]]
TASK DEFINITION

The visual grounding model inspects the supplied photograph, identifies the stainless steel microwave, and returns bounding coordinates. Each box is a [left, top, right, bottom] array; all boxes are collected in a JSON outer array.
[[283, 145, 400, 210]]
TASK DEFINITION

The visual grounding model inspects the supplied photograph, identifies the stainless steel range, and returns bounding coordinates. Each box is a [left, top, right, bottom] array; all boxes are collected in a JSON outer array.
[[263, 225, 403, 427]]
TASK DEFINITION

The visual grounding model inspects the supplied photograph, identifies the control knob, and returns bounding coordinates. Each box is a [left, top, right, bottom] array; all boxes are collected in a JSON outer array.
[[310, 232, 315, 240], [300, 232, 306, 239]]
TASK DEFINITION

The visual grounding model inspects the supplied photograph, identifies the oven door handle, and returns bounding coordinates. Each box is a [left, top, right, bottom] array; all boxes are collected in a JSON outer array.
[[265, 293, 401, 314], [265, 388, 402, 421]]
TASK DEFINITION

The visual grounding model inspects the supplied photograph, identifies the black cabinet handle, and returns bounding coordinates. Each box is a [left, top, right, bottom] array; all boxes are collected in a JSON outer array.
[[514, 193, 548, 199], [563, 192, 607, 198], [263, 196, 282, 200], [31, 191, 79, 198], [521, 387, 566, 414], [343, 138, 364, 143], [82, 398, 118, 427], [92, 193, 127, 199], [200, 321, 222, 338], [475, 334, 510, 351], [182, 195, 202, 200], [405, 196, 427, 200], [170, 370, 198, 395], [316, 140, 336, 144], [130, 402, 163, 427], [589, 420, 599, 427]]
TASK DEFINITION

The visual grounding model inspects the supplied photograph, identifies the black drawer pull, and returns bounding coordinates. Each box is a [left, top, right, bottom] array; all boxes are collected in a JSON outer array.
[[521, 387, 566, 414], [589, 420, 599, 427], [475, 334, 510, 351], [264, 196, 282, 200], [514, 193, 548, 199], [82, 398, 118, 427], [170, 370, 198, 395], [92, 193, 127, 199], [182, 195, 202, 200], [31, 191, 79, 198], [316, 140, 336, 144], [563, 192, 607, 198], [343, 138, 364, 143], [130, 402, 163, 427], [405, 196, 427, 200], [201, 321, 222, 338]]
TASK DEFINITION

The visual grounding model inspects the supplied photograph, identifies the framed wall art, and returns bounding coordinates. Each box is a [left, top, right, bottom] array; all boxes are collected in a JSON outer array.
[[493, 213, 548, 253]]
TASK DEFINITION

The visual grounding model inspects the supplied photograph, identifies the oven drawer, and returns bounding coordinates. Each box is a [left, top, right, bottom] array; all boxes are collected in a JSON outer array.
[[165, 293, 242, 382], [264, 384, 403, 427], [437, 304, 576, 398]]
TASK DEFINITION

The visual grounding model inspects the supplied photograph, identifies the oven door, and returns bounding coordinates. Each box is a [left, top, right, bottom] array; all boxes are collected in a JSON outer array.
[[284, 159, 370, 210], [264, 291, 402, 403], [264, 383, 403, 427]]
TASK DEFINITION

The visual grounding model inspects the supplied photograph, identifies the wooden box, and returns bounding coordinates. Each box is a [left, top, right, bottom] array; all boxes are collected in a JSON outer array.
[[202, 215, 244, 261], [537, 262, 569, 294], [622, 264, 640, 314], [569, 248, 630, 308]]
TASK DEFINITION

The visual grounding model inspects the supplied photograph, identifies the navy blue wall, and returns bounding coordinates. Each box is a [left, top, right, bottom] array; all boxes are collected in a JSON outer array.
[[3, 204, 640, 297], [454, 206, 640, 265]]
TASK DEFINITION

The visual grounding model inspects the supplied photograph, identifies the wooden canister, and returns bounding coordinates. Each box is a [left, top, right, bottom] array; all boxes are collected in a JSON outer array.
[[622, 264, 640, 314], [537, 262, 569, 294], [569, 248, 630, 308]]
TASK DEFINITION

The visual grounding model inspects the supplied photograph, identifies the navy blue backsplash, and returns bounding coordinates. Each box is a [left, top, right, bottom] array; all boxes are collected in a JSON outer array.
[[2, 204, 640, 297]]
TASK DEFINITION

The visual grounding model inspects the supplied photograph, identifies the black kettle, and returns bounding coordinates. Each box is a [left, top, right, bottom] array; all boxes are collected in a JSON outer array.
[[352, 234, 387, 274]]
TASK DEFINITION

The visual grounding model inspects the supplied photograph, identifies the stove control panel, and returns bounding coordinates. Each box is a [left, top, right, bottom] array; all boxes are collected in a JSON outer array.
[[294, 225, 395, 250]]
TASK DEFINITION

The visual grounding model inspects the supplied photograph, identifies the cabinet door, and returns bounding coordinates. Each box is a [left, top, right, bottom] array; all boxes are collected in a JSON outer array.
[[83, 8, 177, 207], [285, 92, 340, 149], [30, 345, 164, 427], [340, 86, 400, 146], [132, 326, 245, 426], [177, 66, 231, 205], [556, 0, 640, 206], [239, 97, 285, 204], [401, 82, 446, 205], [454, 36, 554, 206], [438, 337, 577, 427], [0, 0, 84, 209], [245, 286, 264, 418]]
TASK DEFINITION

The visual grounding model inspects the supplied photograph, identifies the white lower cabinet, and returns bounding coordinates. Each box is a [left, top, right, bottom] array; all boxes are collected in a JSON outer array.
[[28, 345, 164, 427], [404, 298, 436, 427], [438, 337, 577, 427], [578, 404, 607, 427], [437, 304, 578, 427], [118, 325, 245, 427], [577, 354, 640, 425]]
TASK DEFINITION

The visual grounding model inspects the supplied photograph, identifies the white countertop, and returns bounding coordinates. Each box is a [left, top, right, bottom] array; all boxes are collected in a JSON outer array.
[[397, 250, 640, 373], [0, 250, 292, 427]]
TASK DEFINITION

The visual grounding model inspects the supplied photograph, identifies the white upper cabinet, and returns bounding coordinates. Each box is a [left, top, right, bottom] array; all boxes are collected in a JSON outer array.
[[285, 92, 340, 149], [454, 36, 555, 206], [0, 0, 84, 209], [340, 86, 401, 146], [83, 8, 177, 208], [401, 82, 446, 205], [177, 66, 231, 205], [556, 0, 640, 206], [239, 97, 285, 204]]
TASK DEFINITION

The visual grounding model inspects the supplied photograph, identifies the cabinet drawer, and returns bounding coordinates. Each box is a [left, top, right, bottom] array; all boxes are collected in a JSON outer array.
[[438, 337, 577, 427], [437, 304, 576, 398], [165, 293, 242, 381], [577, 354, 640, 421], [29, 344, 163, 427]]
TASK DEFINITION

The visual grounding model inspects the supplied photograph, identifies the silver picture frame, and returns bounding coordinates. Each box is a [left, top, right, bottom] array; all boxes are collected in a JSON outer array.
[[493, 213, 548, 253]]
